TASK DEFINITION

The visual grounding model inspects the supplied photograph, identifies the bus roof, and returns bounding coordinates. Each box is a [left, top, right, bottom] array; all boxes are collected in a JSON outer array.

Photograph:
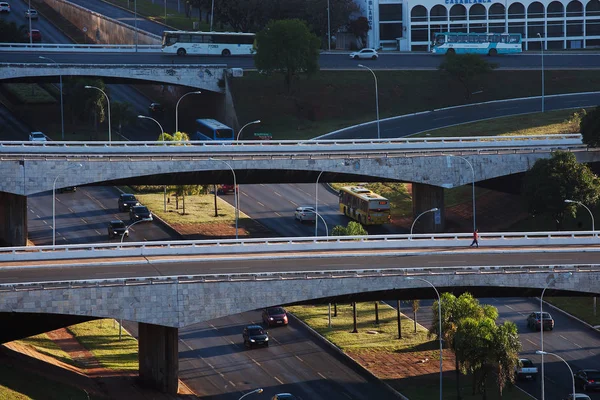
[[163, 31, 255, 36], [195, 118, 233, 130], [340, 186, 389, 201]]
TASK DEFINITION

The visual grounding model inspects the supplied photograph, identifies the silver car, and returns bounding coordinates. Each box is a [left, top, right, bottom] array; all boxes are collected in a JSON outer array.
[[295, 206, 316, 223], [349, 48, 378, 60]]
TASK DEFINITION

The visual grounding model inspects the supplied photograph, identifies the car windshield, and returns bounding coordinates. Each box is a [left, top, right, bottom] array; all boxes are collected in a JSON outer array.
[[268, 307, 285, 315], [520, 360, 533, 367], [585, 371, 600, 379], [248, 328, 265, 335], [31, 133, 44, 139], [111, 222, 126, 228], [540, 312, 552, 319], [122, 195, 136, 201], [135, 207, 149, 213]]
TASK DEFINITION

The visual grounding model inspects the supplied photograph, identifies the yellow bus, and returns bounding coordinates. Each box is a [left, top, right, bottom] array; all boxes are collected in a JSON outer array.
[[338, 186, 391, 225]]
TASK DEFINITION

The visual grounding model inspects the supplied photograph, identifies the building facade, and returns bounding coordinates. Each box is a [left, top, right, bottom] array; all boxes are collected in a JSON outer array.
[[354, 0, 600, 51]]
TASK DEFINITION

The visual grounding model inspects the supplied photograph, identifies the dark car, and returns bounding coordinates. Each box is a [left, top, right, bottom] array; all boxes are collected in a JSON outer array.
[[107, 220, 129, 239], [262, 306, 288, 327], [118, 193, 140, 212], [574, 369, 600, 392], [129, 205, 153, 222], [271, 394, 298, 400], [527, 311, 554, 331], [149, 102, 165, 115], [28, 29, 41, 42], [56, 186, 76, 193], [242, 325, 269, 348]]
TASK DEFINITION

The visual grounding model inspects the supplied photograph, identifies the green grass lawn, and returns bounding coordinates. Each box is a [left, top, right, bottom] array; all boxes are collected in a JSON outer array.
[[15, 333, 77, 368], [104, 0, 209, 31], [545, 297, 600, 327]]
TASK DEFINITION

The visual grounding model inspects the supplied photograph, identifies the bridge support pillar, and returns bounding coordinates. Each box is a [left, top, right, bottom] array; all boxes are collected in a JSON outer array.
[[138, 323, 179, 394], [0, 192, 27, 247], [412, 183, 444, 233]]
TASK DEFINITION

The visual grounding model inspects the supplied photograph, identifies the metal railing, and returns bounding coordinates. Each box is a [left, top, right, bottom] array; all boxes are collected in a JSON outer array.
[[0, 43, 161, 52]]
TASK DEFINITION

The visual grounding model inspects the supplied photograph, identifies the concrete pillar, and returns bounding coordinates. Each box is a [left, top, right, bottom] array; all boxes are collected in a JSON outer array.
[[0, 192, 27, 247], [412, 183, 444, 233], [138, 323, 179, 394]]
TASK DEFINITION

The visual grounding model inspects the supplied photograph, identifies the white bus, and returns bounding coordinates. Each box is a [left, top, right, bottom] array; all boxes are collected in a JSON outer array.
[[431, 32, 522, 56], [161, 31, 255, 57]]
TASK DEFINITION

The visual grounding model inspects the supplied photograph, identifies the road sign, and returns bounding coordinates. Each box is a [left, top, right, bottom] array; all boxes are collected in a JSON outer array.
[[254, 132, 272, 140]]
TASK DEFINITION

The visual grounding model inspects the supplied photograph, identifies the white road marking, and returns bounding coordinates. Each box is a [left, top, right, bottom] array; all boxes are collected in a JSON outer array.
[[290, 201, 298, 207], [274, 376, 284, 385], [94, 230, 101, 235], [575, 343, 582, 348], [257, 201, 265, 207], [526, 338, 537, 346], [252, 358, 261, 367], [274, 192, 282, 197], [274, 212, 281, 217], [295, 355, 303, 362], [228, 380, 236, 387], [318, 372, 327, 379], [80, 218, 87, 223], [505, 305, 515, 310], [342, 392, 353, 399], [560, 335, 569, 341]]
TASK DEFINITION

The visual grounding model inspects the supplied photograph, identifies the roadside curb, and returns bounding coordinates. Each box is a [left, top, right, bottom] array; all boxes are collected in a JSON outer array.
[[539, 298, 600, 334], [287, 312, 409, 400]]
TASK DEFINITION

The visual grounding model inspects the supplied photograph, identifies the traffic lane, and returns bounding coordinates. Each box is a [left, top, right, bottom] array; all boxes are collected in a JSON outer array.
[[0, 103, 35, 141], [324, 92, 600, 140], [2, 250, 599, 284], [5, 0, 72, 44], [179, 311, 398, 400], [487, 297, 600, 400]]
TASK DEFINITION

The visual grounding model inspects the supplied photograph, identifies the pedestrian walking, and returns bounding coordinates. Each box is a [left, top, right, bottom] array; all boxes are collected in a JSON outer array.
[[470, 229, 479, 248]]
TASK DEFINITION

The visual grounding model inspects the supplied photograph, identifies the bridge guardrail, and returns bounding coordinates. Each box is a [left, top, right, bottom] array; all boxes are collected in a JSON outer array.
[[0, 134, 585, 155], [0, 263, 596, 292], [0, 231, 598, 263], [0, 43, 162, 53]]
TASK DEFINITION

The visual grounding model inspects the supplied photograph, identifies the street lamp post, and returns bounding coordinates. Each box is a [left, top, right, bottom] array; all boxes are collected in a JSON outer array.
[[308, 209, 329, 236], [358, 64, 380, 140], [539, 272, 572, 400], [407, 277, 443, 400], [410, 207, 439, 238], [210, 0, 215, 31], [175, 91, 202, 134], [536, 351, 575, 400], [134, 0, 138, 51], [28, 0, 32, 45], [84, 85, 111, 143], [52, 164, 83, 248], [537, 32, 545, 113], [238, 388, 263, 400], [236, 120, 261, 141], [121, 218, 152, 243], [564, 199, 595, 231], [210, 158, 238, 239], [39, 56, 64, 140], [446, 154, 476, 232], [327, 0, 331, 51], [138, 115, 165, 140]]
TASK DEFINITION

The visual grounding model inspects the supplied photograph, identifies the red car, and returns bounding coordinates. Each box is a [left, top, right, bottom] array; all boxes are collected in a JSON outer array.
[[28, 29, 41, 42], [262, 306, 288, 327]]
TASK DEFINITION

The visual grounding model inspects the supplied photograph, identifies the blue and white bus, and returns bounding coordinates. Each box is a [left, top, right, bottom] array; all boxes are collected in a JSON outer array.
[[431, 32, 522, 56], [193, 119, 235, 141]]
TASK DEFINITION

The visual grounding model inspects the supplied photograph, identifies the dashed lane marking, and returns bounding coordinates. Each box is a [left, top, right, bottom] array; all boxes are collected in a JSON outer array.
[[318, 372, 327, 379], [229, 381, 236, 387], [506, 305, 515, 310], [526, 338, 537, 346], [257, 201, 265, 207], [274, 212, 281, 217], [295, 355, 303, 362], [274, 192, 282, 197], [274, 376, 284, 385], [342, 392, 353, 399], [252, 358, 261, 367]]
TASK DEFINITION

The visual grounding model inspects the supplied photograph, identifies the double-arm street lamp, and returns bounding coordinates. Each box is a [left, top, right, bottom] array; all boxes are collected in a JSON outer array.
[[39, 56, 64, 140], [210, 158, 238, 239], [564, 199, 595, 232], [358, 64, 380, 140], [446, 154, 476, 232], [175, 91, 202, 133], [410, 207, 439, 238], [85, 85, 112, 143], [407, 277, 443, 400], [536, 351, 575, 400]]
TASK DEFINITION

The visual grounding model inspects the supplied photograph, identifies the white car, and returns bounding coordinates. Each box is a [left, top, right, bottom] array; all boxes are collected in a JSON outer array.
[[349, 48, 379, 60], [0, 2, 11, 13], [29, 131, 47, 142], [25, 8, 38, 19], [295, 206, 316, 223]]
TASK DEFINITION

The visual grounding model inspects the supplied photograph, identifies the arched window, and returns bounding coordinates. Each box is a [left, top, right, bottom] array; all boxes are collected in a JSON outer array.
[[527, 2, 545, 19], [508, 2, 525, 19], [450, 4, 467, 21], [586, 0, 600, 16], [566, 0, 583, 17], [547, 1, 564, 17], [411, 5, 427, 22], [469, 4, 486, 19], [430, 5, 448, 22], [489, 3, 506, 19]]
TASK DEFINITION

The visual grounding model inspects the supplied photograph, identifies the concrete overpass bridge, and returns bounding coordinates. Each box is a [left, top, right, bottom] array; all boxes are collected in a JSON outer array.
[[0, 63, 236, 92], [0, 233, 598, 392]]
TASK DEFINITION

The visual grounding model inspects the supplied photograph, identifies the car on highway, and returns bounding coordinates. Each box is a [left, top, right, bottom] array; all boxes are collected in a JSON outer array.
[[149, 102, 164, 116], [242, 325, 269, 348], [527, 311, 554, 331], [515, 358, 538, 380], [29, 131, 46, 141], [349, 48, 378, 60], [118, 193, 140, 212], [574, 369, 600, 392], [28, 29, 42, 42], [271, 394, 298, 400], [562, 394, 592, 400], [24, 8, 38, 19], [107, 220, 129, 239], [0, 2, 11, 12], [129, 205, 152, 222], [294, 206, 316, 223], [56, 186, 76, 193], [262, 306, 289, 327]]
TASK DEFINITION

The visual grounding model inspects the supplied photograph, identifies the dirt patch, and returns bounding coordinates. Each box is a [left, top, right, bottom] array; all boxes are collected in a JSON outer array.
[[171, 220, 277, 240]]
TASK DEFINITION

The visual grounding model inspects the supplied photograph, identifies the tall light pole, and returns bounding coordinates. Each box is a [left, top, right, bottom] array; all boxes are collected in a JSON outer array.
[[537, 32, 545, 113], [138, 115, 165, 140], [28, 0, 32, 45], [39, 56, 64, 141], [84, 85, 111, 143], [358, 64, 380, 140], [238, 388, 263, 400], [175, 91, 202, 133], [536, 351, 575, 400], [407, 277, 443, 400], [564, 199, 595, 231], [121, 218, 151, 243], [210, 0, 215, 31], [134, 0, 138, 51], [236, 120, 261, 141], [327, 0, 332, 51], [53, 164, 83, 248], [210, 158, 238, 239], [446, 154, 476, 232], [315, 170, 325, 237], [410, 207, 439, 238], [539, 272, 572, 400], [309, 209, 329, 236]]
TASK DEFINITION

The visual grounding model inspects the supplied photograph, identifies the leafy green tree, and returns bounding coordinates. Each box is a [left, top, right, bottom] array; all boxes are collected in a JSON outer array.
[[438, 54, 498, 100], [522, 150, 600, 230], [331, 221, 368, 236], [254, 19, 320, 93], [581, 105, 600, 147], [63, 78, 105, 126], [348, 16, 370, 49], [0, 20, 28, 42]]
